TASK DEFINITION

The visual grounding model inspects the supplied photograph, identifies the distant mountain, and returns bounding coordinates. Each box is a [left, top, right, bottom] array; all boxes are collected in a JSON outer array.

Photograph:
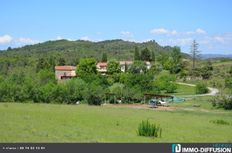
[[200, 54, 232, 59], [0, 39, 179, 61]]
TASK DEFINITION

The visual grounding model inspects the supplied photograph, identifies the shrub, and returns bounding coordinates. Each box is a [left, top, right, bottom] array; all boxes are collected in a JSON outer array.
[[137, 120, 162, 137], [225, 77, 232, 89], [211, 95, 232, 110], [153, 73, 177, 93], [109, 83, 124, 99], [86, 95, 102, 105], [210, 119, 230, 125], [195, 82, 208, 94], [83, 82, 104, 105]]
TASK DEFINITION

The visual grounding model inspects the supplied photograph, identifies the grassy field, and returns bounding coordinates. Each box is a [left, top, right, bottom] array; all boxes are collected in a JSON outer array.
[[0, 102, 232, 142], [174, 84, 196, 96]]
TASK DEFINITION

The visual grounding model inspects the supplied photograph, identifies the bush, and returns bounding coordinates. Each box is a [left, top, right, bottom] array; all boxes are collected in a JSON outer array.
[[83, 82, 104, 105], [195, 82, 208, 94], [211, 95, 232, 110], [210, 119, 230, 125], [153, 73, 177, 93], [137, 120, 162, 137], [225, 77, 232, 89]]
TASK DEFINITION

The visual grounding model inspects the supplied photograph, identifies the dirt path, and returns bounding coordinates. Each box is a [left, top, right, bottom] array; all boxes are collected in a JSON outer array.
[[177, 82, 219, 97], [103, 103, 176, 111]]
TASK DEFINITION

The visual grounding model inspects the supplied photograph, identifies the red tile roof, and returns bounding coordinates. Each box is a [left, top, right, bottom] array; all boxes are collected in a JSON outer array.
[[55, 66, 76, 71], [97, 62, 108, 67]]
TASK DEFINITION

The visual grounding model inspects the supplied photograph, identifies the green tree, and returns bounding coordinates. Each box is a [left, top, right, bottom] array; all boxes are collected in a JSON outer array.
[[128, 61, 147, 74], [64, 78, 87, 103], [77, 58, 97, 76], [109, 83, 124, 101], [196, 82, 208, 94], [36, 58, 50, 72], [151, 51, 156, 63], [158, 53, 171, 70], [37, 69, 56, 85], [140, 48, 151, 61], [225, 77, 232, 89], [134, 46, 140, 60], [101, 53, 107, 62], [38, 82, 56, 103], [228, 66, 232, 76], [58, 57, 66, 66], [48, 56, 56, 71], [148, 64, 162, 75], [83, 82, 104, 105], [170, 47, 182, 74], [7, 47, 12, 51], [107, 60, 121, 75], [200, 61, 213, 80], [153, 73, 177, 93]]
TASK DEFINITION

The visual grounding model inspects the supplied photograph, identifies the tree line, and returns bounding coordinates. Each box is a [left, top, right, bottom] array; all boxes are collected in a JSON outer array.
[[0, 55, 178, 104]]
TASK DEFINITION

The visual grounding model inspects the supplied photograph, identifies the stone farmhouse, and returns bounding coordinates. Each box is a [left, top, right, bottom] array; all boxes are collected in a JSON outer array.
[[55, 66, 76, 80], [55, 61, 151, 80]]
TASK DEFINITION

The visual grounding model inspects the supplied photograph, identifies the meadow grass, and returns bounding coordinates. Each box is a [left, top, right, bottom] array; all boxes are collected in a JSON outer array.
[[171, 96, 214, 110], [174, 84, 196, 96], [0, 102, 232, 142]]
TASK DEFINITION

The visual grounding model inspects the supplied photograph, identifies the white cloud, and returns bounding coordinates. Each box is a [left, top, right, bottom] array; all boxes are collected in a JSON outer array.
[[120, 31, 133, 37], [213, 36, 225, 43], [199, 33, 232, 45], [185, 28, 206, 35], [127, 38, 152, 43], [150, 28, 169, 35], [0, 34, 13, 44], [17, 37, 40, 44], [175, 38, 193, 46], [158, 38, 193, 47], [186, 31, 195, 35], [151, 28, 206, 36], [150, 28, 177, 35], [56, 36, 63, 40], [171, 30, 178, 35], [196, 28, 206, 34], [80, 36, 91, 41], [79, 36, 104, 42]]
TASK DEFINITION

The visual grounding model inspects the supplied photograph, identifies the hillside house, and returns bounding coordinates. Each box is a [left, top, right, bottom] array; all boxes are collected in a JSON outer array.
[[119, 61, 133, 72], [96, 61, 151, 74], [96, 62, 108, 74], [55, 66, 76, 80], [120, 61, 151, 72]]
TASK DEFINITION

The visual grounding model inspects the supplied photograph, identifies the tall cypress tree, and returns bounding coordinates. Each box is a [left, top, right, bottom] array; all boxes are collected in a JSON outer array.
[[134, 46, 140, 60], [151, 51, 155, 63], [101, 53, 107, 62], [141, 47, 151, 61]]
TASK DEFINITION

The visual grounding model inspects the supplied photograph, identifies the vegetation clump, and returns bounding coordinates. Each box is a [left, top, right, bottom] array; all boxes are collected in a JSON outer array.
[[195, 82, 208, 94], [137, 120, 162, 138], [210, 119, 230, 125], [211, 95, 232, 110]]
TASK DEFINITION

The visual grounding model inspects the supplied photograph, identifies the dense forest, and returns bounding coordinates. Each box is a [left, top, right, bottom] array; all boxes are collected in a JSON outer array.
[[0, 39, 179, 75], [0, 39, 179, 103]]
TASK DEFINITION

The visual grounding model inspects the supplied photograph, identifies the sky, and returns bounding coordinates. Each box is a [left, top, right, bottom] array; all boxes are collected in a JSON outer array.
[[0, 0, 232, 54]]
